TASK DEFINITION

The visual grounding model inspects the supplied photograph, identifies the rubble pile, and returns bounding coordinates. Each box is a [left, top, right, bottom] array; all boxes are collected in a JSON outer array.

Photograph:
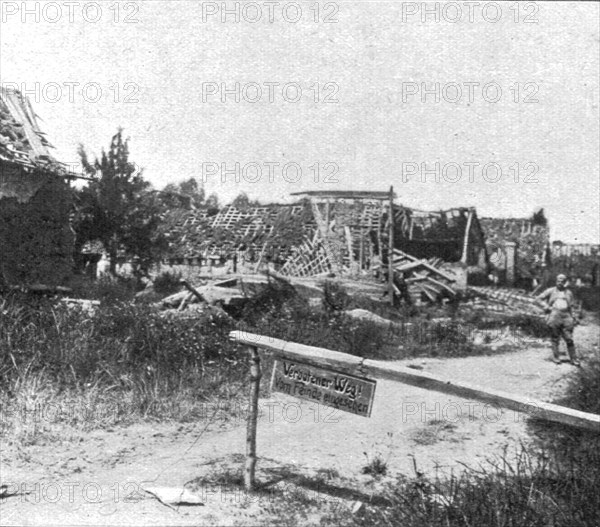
[[466, 286, 545, 317], [391, 249, 458, 303]]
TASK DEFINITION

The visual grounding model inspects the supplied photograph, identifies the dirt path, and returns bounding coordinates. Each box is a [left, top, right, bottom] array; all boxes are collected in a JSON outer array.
[[1, 322, 598, 526]]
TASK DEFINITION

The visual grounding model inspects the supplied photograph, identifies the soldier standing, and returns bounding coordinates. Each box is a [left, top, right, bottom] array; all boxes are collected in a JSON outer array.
[[536, 274, 581, 366]]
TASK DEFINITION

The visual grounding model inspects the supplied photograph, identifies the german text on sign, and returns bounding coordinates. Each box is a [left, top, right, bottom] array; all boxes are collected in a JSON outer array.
[[271, 359, 377, 418]]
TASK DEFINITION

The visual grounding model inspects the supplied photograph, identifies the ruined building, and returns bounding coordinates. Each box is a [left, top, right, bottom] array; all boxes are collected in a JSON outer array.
[[479, 212, 550, 287], [160, 189, 488, 293], [0, 87, 74, 286]]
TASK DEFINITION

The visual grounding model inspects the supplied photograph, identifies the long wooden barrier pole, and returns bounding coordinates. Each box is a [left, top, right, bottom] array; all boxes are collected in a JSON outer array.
[[230, 331, 600, 433]]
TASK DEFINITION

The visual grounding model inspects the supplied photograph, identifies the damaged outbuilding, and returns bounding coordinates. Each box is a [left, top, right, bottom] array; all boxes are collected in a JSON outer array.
[[0, 87, 74, 287]]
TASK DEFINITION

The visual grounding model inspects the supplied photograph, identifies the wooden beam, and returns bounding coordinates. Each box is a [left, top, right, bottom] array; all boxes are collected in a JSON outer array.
[[291, 190, 395, 200], [345, 226, 354, 266], [229, 331, 600, 432], [461, 209, 474, 264], [416, 283, 436, 302]]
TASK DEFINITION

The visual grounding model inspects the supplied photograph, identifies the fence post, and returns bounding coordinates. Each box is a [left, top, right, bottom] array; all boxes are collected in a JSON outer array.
[[245, 345, 261, 492]]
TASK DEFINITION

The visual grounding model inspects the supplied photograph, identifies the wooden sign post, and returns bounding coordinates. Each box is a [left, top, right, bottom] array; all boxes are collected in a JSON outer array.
[[245, 345, 261, 492]]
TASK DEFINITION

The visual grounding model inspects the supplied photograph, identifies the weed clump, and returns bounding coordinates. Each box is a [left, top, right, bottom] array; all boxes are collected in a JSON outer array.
[[153, 270, 183, 295]]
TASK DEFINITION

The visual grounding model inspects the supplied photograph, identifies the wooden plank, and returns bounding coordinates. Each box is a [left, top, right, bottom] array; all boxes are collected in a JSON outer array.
[[421, 282, 442, 295], [229, 331, 600, 432], [230, 331, 364, 375], [395, 260, 427, 272], [393, 248, 419, 262], [291, 190, 394, 201], [412, 273, 456, 296], [416, 283, 436, 302], [406, 276, 429, 283], [425, 276, 456, 296], [415, 260, 456, 282]]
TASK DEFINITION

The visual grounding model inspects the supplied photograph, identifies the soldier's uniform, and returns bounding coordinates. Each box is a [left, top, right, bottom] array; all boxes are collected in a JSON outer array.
[[537, 286, 578, 363]]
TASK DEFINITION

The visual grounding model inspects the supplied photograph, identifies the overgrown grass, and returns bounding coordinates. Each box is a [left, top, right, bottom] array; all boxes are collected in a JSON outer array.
[[343, 447, 600, 527], [0, 292, 245, 442], [2, 278, 598, 523], [327, 347, 600, 527], [240, 281, 483, 360]]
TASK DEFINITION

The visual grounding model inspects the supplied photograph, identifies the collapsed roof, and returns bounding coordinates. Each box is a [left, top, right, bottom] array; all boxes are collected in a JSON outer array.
[[0, 87, 66, 202], [162, 194, 487, 278]]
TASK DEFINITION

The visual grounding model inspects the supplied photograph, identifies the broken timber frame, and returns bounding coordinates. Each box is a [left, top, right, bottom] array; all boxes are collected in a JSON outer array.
[[230, 330, 600, 491]]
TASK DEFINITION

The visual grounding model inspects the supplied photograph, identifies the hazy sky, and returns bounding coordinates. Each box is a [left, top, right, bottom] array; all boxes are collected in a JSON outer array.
[[1, 1, 598, 243]]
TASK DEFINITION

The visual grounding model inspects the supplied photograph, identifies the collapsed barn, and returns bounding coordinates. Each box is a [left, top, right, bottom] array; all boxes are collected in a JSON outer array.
[[0, 87, 74, 287], [159, 190, 491, 303]]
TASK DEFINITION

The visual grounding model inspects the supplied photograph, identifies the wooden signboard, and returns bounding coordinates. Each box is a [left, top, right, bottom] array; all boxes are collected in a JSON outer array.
[[271, 359, 377, 418]]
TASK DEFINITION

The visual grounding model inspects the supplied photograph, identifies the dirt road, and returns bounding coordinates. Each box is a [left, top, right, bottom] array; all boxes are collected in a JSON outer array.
[[1, 323, 598, 526]]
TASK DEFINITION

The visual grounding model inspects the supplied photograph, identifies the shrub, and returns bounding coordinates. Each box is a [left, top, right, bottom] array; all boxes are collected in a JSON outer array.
[[153, 270, 183, 295], [321, 280, 350, 312], [70, 275, 140, 304], [574, 286, 600, 312]]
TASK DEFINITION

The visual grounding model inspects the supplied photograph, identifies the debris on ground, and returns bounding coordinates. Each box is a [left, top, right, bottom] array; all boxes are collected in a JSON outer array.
[[160, 285, 246, 310], [344, 309, 404, 330], [391, 249, 458, 303], [143, 486, 204, 506], [467, 286, 545, 317]]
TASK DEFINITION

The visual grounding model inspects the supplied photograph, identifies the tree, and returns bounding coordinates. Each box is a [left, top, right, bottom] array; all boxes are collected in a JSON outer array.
[[156, 177, 205, 210], [205, 192, 220, 214], [532, 208, 548, 227], [231, 191, 260, 210], [73, 129, 167, 278], [178, 177, 205, 208]]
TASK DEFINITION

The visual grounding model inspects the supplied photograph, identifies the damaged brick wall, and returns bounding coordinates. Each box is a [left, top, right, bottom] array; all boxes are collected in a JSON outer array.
[[480, 217, 549, 283], [0, 168, 74, 286]]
